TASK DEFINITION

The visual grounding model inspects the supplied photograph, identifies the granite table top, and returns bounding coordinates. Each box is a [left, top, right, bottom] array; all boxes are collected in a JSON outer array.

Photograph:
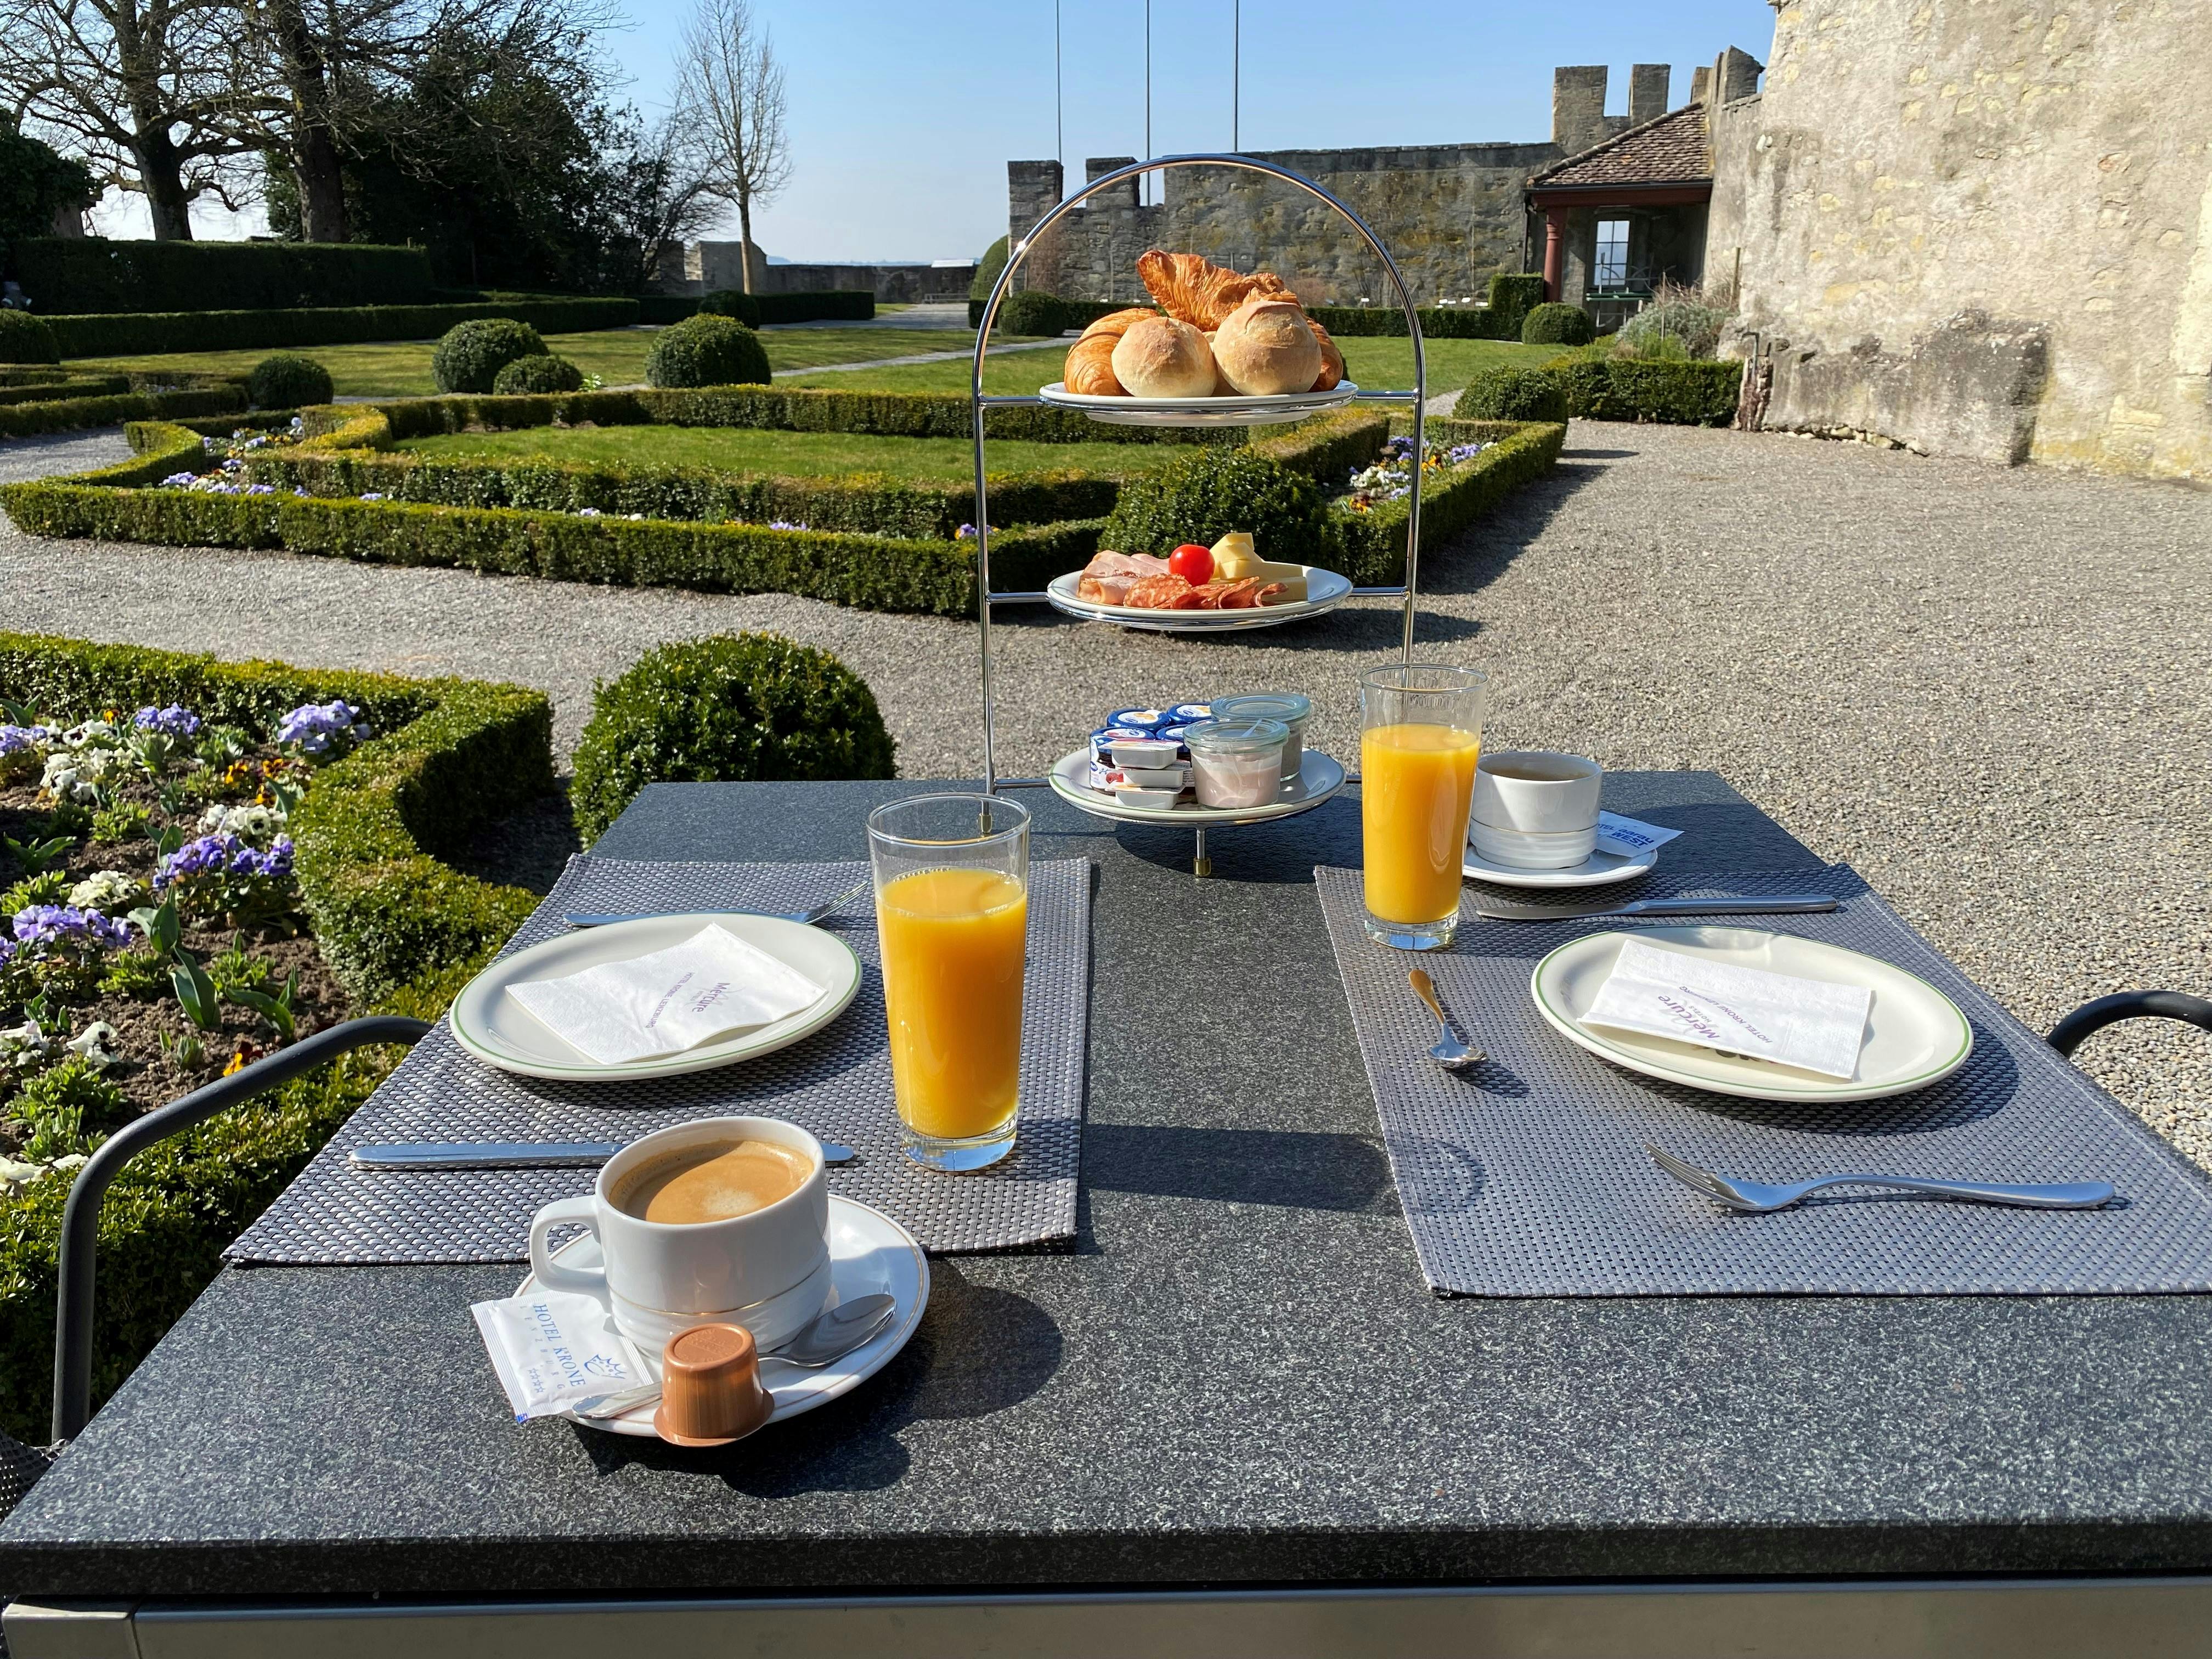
[[4, 772, 2211, 1599]]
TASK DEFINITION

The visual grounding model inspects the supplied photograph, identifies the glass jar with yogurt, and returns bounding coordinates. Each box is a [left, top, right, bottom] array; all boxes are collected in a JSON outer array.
[[1212, 693, 1312, 780], [1182, 717, 1289, 810]]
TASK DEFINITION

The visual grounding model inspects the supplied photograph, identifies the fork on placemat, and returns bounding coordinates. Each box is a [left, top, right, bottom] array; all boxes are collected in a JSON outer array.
[[1645, 1144, 2115, 1214]]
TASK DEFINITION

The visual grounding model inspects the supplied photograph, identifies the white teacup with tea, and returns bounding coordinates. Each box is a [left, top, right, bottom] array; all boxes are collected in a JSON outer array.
[[1470, 751, 1605, 869], [527, 1116, 832, 1354]]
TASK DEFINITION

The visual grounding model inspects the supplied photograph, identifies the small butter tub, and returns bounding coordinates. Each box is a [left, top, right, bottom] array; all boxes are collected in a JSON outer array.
[[1182, 717, 1289, 810], [1106, 707, 1173, 733], [1212, 693, 1313, 779]]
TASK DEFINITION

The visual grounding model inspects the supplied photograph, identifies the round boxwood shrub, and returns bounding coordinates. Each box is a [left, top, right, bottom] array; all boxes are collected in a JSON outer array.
[[0, 309, 60, 365], [1521, 301, 1596, 347], [996, 289, 1073, 335], [432, 318, 546, 394], [246, 353, 334, 409], [698, 288, 763, 328], [1451, 366, 1568, 424], [571, 633, 898, 842], [491, 353, 585, 396], [1101, 444, 1327, 561], [645, 314, 772, 390]]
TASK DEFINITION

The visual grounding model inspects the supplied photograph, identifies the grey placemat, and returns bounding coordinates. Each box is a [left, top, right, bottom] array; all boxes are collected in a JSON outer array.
[[1317, 863, 2212, 1296], [229, 856, 1090, 1262]]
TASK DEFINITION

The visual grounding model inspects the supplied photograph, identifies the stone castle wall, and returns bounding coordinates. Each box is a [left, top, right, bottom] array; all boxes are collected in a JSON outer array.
[[1711, 0, 2212, 479], [1008, 146, 1557, 307], [1002, 65, 1685, 308]]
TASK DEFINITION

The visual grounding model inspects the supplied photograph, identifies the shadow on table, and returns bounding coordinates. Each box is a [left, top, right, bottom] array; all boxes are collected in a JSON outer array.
[[573, 1260, 1065, 1496], [1690, 1015, 2021, 1138], [1084, 1122, 1399, 1214]]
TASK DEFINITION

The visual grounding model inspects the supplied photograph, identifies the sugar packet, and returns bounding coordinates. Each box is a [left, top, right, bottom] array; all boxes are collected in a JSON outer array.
[[471, 1291, 659, 1423]]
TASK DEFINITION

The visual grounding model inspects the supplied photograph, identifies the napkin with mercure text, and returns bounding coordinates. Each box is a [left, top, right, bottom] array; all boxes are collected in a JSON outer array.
[[1582, 938, 1872, 1080]]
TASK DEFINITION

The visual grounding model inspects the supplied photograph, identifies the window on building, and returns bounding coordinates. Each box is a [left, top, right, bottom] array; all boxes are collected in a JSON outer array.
[[1594, 219, 1631, 290]]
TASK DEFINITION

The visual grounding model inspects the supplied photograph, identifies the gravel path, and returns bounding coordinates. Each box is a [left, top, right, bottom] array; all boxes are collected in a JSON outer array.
[[3, 422, 2207, 1160]]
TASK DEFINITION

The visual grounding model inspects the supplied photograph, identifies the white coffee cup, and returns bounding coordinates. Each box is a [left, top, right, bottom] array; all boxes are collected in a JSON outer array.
[[527, 1116, 831, 1353], [1470, 751, 1603, 868]]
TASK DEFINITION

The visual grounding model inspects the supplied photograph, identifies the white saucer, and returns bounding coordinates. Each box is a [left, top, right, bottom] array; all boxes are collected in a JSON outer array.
[[1531, 927, 1974, 1103], [450, 912, 860, 1081], [1049, 747, 1345, 826], [515, 1194, 928, 1437], [1462, 842, 1658, 888], [1043, 565, 1352, 631]]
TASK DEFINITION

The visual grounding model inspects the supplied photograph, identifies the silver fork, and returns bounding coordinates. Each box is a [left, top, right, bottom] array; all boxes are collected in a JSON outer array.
[[1645, 1144, 2114, 1214], [565, 879, 869, 929]]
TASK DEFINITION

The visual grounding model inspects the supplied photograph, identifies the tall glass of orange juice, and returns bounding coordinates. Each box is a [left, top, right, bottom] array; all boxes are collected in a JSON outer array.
[[867, 793, 1030, 1171], [1359, 664, 1489, 950]]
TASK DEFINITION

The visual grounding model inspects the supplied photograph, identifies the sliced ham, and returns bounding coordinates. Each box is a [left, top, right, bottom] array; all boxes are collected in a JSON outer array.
[[1081, 550, 1170, 579]]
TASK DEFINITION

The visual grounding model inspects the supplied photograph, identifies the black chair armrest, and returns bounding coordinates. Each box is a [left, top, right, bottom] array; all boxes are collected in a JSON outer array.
[[2048, 991, 2212, 1060], [50, 1016, 431, 1444]]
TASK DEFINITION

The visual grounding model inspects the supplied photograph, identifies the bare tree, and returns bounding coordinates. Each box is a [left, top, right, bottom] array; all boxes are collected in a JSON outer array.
[[674, 0, 788, 294], [0, 0, 258, 238]]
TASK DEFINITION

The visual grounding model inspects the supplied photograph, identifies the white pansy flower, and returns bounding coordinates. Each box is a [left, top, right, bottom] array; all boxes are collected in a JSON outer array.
[[67, 871, 146, 913], [64, 1022, 122, 1069], [198, 801, 287, 843]]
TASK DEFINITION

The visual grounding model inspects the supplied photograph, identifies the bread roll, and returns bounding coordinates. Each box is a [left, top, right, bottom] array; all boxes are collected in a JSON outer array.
[[1062, 307, 1160, 396], [1309, 319, 1344, 391], [1110, 316, 1217, 399], [1203, 331, 1234, 396], [1212, 298, 1324, 396]]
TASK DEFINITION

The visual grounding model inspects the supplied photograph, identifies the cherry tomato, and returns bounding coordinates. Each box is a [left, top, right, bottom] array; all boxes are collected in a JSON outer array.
[[1168, 544, 1214, 584]]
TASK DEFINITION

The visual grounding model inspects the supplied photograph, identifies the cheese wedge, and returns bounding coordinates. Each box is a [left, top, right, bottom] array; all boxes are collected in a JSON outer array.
[[1209, 532, 1307, 601]]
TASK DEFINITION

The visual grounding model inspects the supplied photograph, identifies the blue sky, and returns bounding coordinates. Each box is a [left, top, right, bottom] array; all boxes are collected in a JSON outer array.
[[119, 0, 1779, 251]]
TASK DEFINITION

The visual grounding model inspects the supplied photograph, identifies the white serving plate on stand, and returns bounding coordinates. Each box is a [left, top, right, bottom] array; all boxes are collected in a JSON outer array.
[[1037, 380, 1361, 427], [450, 913, 860, 1082], [1044, 565, 1353, 632], [1048, 748, 1345, 827], [516, 1194, 928, 1438], [1531, 926, 1974, 1104]]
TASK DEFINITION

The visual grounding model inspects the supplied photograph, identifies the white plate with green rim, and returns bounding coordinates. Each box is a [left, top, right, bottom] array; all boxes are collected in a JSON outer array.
[[450, 913, 861, 1082], [1530, 926, 1974, 1103]]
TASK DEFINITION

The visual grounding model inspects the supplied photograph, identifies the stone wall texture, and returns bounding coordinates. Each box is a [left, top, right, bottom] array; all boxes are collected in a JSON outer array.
[[658, 246, 975, 302], [1008, 148, 1557, 308], [1709, 0, 2212, 478]]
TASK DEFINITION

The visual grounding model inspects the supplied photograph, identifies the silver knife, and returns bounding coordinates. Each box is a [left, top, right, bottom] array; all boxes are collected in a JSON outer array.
[[1467, 894, 1842, 923], [350, 1141, 859, 1169]]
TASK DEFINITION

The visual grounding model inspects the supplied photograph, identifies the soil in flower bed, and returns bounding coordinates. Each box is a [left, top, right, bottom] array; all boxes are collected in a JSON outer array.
[[1, 758, 351, 1144]]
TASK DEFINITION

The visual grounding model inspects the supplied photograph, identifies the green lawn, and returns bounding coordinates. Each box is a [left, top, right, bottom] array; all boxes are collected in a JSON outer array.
[[394, 423, 1186, 482], [777, 335, 1566, 397], [68, 326, 1039, 399]]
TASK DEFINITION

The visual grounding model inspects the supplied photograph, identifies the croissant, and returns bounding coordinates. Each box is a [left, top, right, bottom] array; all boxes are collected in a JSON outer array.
[[1309, 318, 1344, 391], [1137, 250, 1300, 330], [1063, 307, 1160, 396]]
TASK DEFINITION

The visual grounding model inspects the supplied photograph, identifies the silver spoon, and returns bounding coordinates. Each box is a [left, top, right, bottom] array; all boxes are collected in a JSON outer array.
[[768, 1293, 898, 1368], [1409, 968, 1485, 1071], [351, 1140, 859, 1169], [564, 879, 870, 929]]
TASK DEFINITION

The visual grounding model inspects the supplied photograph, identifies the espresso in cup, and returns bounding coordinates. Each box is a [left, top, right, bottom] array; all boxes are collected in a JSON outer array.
[[614, 1139, 810, 1226], [527, 1115, 832, 1353]]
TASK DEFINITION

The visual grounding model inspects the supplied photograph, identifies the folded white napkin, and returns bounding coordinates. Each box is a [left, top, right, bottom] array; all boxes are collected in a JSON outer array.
[[1582, 938, 1871, 1079], [507, 924, 827, 1065], [1595, 812, 1684, 858]]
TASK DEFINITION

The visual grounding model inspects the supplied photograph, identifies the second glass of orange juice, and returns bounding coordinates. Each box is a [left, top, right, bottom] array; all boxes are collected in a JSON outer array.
[[867, 793, 1030, 1171], [1359, 665, 1489, 950]]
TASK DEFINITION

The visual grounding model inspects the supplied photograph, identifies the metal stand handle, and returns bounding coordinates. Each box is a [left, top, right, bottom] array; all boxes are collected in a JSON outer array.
[[50, 1015, 432, 1443], [970, 153, 1431, 800], [2047, 991, 2212, 1061]]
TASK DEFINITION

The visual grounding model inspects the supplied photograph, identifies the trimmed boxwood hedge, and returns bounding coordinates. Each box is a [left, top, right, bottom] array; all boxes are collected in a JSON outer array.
[[247, 447, 1122, 542], [1538, 354, 1743, 425], [0, 383, 245, 439], [14, 239, 436, 314], [351, 385, 1233, 447], [0, 445, 1107, 616], [646, 313, 771, 388], [0, 373, 126, 406], [432, 318, 546, 395], [41, 298, 638, 360], [572, 634, 896, 841], [1522, 302, 1596, 346], [1450, 365, 1570, 424], [0, 631, 554, 1440], [0, 309, 61, 364]]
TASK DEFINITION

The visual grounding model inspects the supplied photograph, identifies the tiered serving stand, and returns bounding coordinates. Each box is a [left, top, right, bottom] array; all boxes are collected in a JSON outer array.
[[969, 154, 1430, 875]]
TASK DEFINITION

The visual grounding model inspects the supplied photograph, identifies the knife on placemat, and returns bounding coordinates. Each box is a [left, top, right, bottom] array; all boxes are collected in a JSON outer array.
[[351, 1141, 859, 1170]]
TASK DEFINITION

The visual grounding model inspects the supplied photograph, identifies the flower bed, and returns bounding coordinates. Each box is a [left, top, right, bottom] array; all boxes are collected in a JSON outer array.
[[1328, 418, 1567, 586], [0, 633, 552, 1440]]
